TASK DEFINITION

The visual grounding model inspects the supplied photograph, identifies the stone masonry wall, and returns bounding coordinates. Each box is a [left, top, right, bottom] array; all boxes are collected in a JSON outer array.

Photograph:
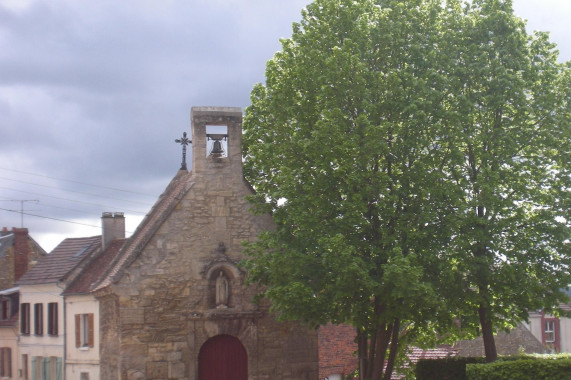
[[110, 108, 318, 380], [99, 292, 121, 380]]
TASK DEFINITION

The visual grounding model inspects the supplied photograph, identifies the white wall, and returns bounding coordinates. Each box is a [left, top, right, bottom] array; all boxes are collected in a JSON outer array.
[[559, 317, 571, 353], [528, 310, 571, 353], [0, 326, 20, 380], [18, 284, 64, 358], [65, 294, 100, 380]]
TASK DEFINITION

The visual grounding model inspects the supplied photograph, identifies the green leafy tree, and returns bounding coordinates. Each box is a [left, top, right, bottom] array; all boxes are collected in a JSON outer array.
[[439, 0, 571, 362], [243, 1, 462, 379], [242, 0, 570, 376]]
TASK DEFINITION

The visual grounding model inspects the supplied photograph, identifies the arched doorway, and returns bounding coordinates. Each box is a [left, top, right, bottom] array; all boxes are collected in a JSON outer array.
[[198, 334, 247, 380]]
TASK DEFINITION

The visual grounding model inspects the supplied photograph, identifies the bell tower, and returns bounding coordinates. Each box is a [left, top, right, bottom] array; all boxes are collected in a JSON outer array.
[[191, 106, 243, 175]]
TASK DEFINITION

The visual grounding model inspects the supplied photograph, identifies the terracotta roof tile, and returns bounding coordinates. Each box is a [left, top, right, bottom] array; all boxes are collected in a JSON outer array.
[[64, 238, 126, 295], [16, 236, 101, 285]]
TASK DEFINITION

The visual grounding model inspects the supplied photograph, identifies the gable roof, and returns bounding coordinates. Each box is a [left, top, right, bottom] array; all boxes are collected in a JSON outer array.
[[93, 169, 194, 292], [453, 323, 546, 356], [64, 238, 127, 295], [0, 233, 15, 257], [17, 235, 101, 285], [0, 229, 47, 259]]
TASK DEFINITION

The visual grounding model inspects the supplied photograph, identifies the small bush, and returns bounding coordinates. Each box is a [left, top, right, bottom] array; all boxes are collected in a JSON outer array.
[[466, 356, 571, 380]]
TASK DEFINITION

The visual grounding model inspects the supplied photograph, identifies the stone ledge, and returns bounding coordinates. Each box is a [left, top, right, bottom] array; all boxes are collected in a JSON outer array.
[[182, 309, 263, 320]]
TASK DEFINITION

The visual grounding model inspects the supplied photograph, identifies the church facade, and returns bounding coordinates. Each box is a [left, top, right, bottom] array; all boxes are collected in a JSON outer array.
[[92, 107, 318, 380]]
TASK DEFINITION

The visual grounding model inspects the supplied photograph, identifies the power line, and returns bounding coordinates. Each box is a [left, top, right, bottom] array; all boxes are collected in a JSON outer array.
[[0, 200, 38, 227], [32, 200, 145, 217], [0, 167, 156, 198], [0, 207, 135, 234], [0, 176, 153, 207], [0, 186, 148, 215]]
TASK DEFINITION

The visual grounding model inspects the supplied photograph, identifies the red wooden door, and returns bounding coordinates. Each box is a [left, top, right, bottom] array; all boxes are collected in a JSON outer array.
[[198, 334, 247, 380]]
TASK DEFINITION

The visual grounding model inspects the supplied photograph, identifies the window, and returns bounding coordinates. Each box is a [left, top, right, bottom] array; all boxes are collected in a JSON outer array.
[[22, 354, 28, 380], [545, 320, 556, 343], [80, 372, 90, 380], [0, 299, 9, 320], [0, 347, 11, 377], [48, 303, 58, 336], [34, 303, 43, 336], [75, 314, 94, 348], [30, 356, 62, 380], [21, 303, 30, 335]]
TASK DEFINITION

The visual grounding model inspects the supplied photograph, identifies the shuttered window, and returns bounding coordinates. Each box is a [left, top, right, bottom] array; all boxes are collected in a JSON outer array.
[[22, 354, 28, 380], [75, 314, 94, 348], [21, 303, 30, 335], [48, 303, 58, 336], [34, 303, 43, 336], [0, 347, 11, 377]]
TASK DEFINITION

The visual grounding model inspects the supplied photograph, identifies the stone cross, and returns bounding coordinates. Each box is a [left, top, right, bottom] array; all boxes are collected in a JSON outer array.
[[175, 132, 191, 170]]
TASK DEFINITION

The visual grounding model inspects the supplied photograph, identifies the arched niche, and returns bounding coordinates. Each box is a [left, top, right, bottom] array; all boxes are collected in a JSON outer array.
[[205, 263, 241, 309]]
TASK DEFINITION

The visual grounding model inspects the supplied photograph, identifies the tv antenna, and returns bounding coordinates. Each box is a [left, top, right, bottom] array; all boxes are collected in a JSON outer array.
[[0, 199, 39, 227]]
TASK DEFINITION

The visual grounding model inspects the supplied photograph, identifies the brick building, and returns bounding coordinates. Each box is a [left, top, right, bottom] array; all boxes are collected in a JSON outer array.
[[0, 228, 46, 291]]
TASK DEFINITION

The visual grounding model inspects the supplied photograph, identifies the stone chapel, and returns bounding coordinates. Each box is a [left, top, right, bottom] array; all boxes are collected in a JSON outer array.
[[91, 107, 319, 380]]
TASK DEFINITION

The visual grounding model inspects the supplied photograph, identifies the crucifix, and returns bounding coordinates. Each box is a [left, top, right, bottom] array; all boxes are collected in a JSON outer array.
[[175, 132, 192, 170]]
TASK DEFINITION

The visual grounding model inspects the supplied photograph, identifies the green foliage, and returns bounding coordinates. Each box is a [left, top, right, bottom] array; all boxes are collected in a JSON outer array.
[[466, 356, 571, 380], [417, 355, 571, 380], [435, 0, 571, 351], [244, 0, 461, 336], [242, 0, 570, 375]]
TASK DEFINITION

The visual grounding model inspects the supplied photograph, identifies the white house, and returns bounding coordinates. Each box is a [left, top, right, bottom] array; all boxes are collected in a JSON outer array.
[[63, 237, 125, 380], [15, 212, 126, 380], [16, 236, 102, 380], [527, 292, 571, 353]]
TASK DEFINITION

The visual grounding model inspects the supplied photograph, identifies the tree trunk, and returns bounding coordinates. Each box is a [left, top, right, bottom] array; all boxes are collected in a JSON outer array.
[[479, 304, 497, 362], [371, 322, 391, 380], [358, 329, 368, 380], [382, 319, 400, 380]]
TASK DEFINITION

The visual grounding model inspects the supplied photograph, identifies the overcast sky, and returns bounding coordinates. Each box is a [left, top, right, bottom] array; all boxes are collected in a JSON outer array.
[[1, 0, 569, 252]]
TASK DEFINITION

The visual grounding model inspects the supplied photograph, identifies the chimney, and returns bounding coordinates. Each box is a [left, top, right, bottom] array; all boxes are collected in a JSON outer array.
[[13, 228, 31, 282], [101, 212, 125, 249]]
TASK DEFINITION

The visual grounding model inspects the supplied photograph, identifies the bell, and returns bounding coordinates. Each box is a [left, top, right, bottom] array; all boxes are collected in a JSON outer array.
[[211, 139, 224, 155]]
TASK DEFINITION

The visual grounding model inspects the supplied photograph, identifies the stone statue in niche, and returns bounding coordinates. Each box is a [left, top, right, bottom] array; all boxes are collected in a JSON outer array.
[[215, 271, 229, 308]]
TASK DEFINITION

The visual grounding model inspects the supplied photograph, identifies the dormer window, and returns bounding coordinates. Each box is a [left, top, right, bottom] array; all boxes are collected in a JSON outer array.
[[0, 299, 8, 320]]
